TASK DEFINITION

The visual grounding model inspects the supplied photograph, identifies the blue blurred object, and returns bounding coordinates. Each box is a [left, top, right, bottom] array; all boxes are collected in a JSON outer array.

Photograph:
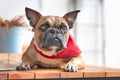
[[0, 27, 23, 54]]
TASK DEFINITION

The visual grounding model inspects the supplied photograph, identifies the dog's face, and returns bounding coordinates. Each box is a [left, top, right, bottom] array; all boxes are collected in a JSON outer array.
[[25, 7, 80, 56], [35, 16, 69, 52]]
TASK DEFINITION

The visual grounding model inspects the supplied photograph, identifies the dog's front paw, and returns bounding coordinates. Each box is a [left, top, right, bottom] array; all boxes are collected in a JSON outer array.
[[16, 63, 31, 70], [64, 62, 78, 72]]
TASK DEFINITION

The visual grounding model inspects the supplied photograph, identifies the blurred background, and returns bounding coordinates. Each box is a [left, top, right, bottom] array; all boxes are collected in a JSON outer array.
[[0, 0, 120, 68]]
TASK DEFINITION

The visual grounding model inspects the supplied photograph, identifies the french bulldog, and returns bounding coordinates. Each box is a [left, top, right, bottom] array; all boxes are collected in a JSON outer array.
[[16, 7, 84, 72]]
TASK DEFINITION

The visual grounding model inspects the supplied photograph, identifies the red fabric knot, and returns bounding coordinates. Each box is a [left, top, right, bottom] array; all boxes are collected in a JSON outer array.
[[34, 34, 81, 59]]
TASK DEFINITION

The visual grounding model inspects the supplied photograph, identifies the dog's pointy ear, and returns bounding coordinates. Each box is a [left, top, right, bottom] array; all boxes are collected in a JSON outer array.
[[63, 10, 80, 29], [25, 7, 42, 28]]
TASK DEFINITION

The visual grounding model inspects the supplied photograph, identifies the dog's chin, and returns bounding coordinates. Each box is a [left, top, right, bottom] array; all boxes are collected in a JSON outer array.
[[40, 45, 64, 53], [48, 46, 62, 53], [38, 45, 64, 56], [40, 38, 67, 52]]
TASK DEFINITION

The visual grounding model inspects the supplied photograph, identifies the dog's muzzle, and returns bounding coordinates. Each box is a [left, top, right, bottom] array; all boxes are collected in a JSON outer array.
[[40, 28, 67, 51]]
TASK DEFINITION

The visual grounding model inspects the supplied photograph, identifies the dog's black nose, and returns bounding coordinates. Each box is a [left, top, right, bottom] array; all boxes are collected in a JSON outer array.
[[50, 28, 59, 34], [50, 29, 55, 33]]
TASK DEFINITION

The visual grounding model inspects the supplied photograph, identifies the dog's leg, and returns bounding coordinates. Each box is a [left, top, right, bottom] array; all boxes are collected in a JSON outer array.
[[64, 55, 84, 72], [16, 54, 32, 70]]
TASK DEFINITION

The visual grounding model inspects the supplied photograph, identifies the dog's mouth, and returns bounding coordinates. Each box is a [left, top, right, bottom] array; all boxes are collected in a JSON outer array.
[[51, 37, 62, 47], [39, 35, 67, 52], [40, 37, 66, 51]]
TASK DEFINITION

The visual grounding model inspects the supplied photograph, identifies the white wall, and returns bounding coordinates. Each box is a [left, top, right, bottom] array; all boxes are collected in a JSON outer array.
[[0, 0, 40, 19], [75, 0, 103, 66], [104, 0, 120, 68]]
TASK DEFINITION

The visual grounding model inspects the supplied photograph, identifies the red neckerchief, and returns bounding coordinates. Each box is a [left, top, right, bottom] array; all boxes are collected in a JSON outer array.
[[34, 35, 81, 59]]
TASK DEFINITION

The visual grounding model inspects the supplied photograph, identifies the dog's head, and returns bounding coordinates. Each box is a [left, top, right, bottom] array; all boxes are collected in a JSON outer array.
[[25, 7, 80, 56]]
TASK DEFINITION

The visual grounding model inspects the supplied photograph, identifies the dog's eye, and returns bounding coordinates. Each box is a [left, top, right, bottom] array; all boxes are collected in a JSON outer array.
[[40, 25, 47, 30], [60, 23, 68, 32], [40, 22, 50, 31]]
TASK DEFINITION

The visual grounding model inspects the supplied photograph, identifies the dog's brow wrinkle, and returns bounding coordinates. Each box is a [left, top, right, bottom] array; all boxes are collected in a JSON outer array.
[[50, 17, 56, 27], [52, 17, 56, 23]]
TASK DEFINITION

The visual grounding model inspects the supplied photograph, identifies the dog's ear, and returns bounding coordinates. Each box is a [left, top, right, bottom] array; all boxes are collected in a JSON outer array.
[[63, 10, 80, 29], [25, 7, 42, 28]]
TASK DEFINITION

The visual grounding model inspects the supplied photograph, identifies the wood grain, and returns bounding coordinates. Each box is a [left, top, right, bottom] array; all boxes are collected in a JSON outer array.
[[82, 66, 105, 78], [85, 65, 120, 77], [8, 71, 34, 79], [0, 64, 120, 79], [0, 72, 8, 80], [61, 71, 83, 78], [30, 69, 61, 79]]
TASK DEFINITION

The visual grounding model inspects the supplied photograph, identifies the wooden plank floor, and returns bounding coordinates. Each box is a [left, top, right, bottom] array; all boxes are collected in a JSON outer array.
[[0, 65, 120, 79], [0, 53, 120, 79]]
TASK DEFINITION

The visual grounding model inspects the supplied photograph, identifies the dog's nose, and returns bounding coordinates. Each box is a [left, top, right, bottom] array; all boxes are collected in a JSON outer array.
[[50, 28, 59, 34], [50, 29, 55, 33]]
